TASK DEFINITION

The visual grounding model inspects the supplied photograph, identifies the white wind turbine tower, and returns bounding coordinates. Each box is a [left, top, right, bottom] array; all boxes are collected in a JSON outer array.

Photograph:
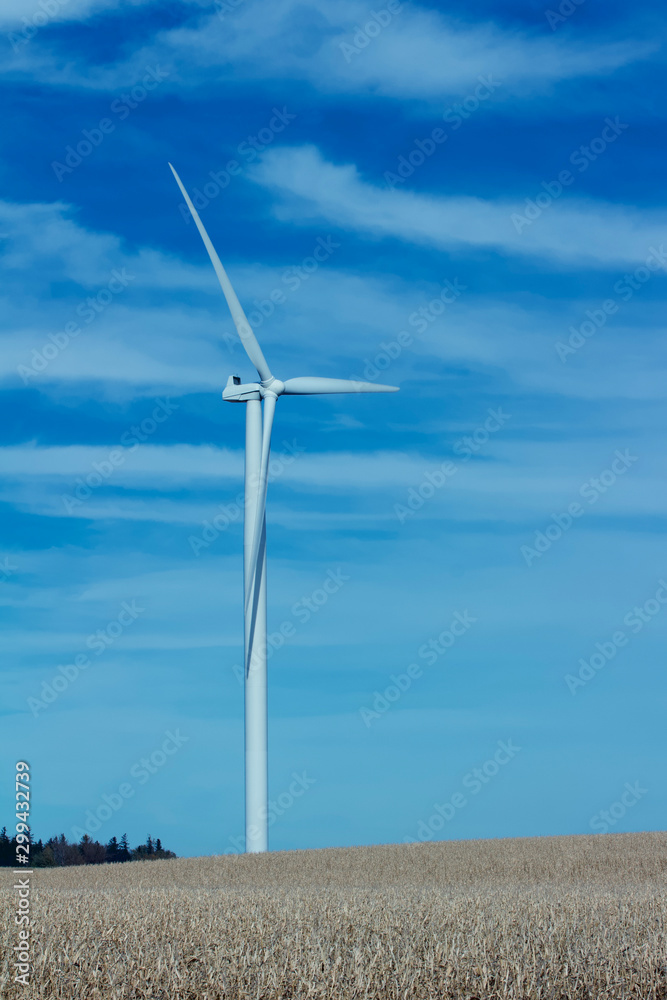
[[170, 164, 399, 853]]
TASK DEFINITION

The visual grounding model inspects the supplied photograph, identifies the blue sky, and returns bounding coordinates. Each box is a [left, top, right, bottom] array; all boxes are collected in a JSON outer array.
[[1, 0, 665, 857]]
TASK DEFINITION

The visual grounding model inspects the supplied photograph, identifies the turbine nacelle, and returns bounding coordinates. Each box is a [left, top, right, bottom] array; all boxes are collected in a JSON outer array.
[[223, 373, 398, 401], [222, 377, 287, 401], [222, 375, 261, 402]]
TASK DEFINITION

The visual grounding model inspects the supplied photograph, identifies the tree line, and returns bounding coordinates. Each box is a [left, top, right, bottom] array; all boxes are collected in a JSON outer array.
[[0, 828, 176, 866]]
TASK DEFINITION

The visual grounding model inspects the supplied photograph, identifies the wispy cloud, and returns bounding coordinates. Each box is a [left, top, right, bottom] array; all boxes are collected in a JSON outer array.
[[147, 0, 648, 97], [0, 200, 211, 290], [2, 0, 652, 108], [250, 144, 667, 268], [3, 198, 667, 406], [0, 0, 185, 30], [2, 437, 665, 526]]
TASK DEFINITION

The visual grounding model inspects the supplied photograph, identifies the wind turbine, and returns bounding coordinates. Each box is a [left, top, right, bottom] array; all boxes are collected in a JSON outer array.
[[170, 164, 399, 853]]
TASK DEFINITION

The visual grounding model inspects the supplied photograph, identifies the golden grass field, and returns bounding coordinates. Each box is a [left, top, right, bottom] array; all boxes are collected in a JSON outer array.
[[1, 831, 666, 999]]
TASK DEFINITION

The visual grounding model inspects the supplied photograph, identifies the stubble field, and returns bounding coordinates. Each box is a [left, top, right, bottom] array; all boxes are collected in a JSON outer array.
[[1, 831, 666, 999]]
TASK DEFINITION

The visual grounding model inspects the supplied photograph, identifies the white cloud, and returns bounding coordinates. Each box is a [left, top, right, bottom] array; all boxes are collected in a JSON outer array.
[[2, 188, 667, 412], [2, 305, 232, 393], [3, 206, 667, 406], [145, 0, 644, 97], [0, 0, 164, 31], [250, 144, 667, 269], [0, 442, 420, 488], [2, 0, 651, 106], [0, 443, 240, 485], [0, 198, 250, 393], [2, 436, 665, 528], [0, 199, 211, 291]]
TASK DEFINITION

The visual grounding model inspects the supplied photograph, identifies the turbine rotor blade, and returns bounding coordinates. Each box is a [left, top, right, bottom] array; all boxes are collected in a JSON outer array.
[[169, 163, 273, 383], [282, 377, 399, 395], [244, 394, 276, 615], [244, 515, 266, 678]]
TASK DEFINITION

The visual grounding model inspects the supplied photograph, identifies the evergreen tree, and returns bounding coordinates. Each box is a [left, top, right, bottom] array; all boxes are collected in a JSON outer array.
[[0, 827, 11, 866], [153, 838, 177, 860], [79, 835, 105, 864], [118, 833, 131, 862], [33, 845, 56, 867], [2, 825, 176, 864], [52, 833, 84, 866], [106, 836, 120, 863]]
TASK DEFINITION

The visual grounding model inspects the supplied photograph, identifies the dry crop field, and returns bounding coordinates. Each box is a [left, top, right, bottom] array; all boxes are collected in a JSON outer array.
[[1, 831, 666, 999]]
